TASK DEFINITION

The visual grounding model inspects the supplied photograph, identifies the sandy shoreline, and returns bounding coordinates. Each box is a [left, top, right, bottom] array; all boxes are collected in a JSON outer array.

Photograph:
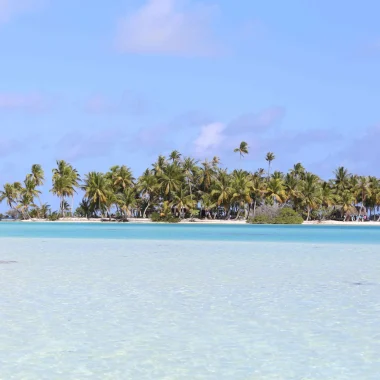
[[11, 217, 380, 225]]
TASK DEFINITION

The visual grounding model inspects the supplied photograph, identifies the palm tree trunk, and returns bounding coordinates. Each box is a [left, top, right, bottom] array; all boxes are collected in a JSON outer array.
[[143, 201, 150, 218], [307, 206, 311, 221], [253, 199, 257, 218]]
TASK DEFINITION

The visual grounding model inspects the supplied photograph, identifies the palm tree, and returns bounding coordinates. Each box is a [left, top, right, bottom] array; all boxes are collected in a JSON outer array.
[[171, 187, 195, 218], [357, 176, 371, 215], [211, 170, 232, 219], [75, 198, 93, 219], [0, 183, 22, 214], [265, 152, 276, 178], [266, 177, 285, 204], [158, 164, 183, 198], [82, 172, 112, 218], [333, 166, 351, 194], [182, 157, 198, 199], [234, 141, 249, 159], [117, 187, 137, 219], [230, 170, 253, 218], [137, 169, 159, 218], [301, 173, 321, 221], [200, 193, 217, 219], [169, 150, 182, 164], [250, 173, 267, 218], [52, 160, 80, 216], [107, 165, 134, 192], [152, 155, 167, 175], [29, 164, 45, 213]]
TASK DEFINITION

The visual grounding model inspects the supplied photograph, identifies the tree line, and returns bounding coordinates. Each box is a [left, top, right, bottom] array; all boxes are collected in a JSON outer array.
[[1, 142, 379, 222]]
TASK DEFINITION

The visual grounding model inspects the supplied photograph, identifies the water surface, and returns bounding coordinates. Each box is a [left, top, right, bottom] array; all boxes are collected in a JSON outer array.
[[1, 224, 380, 378], [1, 222, 380, 244]]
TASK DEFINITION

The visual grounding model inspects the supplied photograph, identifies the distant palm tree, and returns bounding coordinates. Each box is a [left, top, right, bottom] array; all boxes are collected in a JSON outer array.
[[169, 150, 182, 164], [301, 173, 322, 221], [107, 165, 134, 192], [171, 187, 195, 218], [158, 164, 183, 197], [234, 141, 249, 159], [0, 183, 21, 212], [212, 156, 221, 168], [231, 170, 253, 218], [152, 155, 167, 175], [266, 177, 285, 204], [52, 160, 80, 216], [82, 172, 111, 218], [211, 170, 232, 219], [117, 187, 137, 219], [265, 152, 275, 178], [137, 169, 159, 218]]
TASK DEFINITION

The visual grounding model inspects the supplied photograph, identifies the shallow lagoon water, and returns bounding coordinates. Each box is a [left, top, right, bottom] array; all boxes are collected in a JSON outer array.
[[1, 222, 380, 244], [1, 225, 380, 379]]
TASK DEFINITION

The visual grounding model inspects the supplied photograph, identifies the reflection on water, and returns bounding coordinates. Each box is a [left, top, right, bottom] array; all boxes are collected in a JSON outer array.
[[1, 238, 380, 379]]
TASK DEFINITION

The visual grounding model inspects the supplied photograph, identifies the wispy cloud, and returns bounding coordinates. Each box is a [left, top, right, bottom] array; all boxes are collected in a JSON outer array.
[[194, 122, 226, 156], [116, 0, 219, 56], [0, 93, 50, 112], [83, 92, 150, 115], [57, 128, 126, 162], [227, 106, 286, 135], [0, 0, 41, 24]]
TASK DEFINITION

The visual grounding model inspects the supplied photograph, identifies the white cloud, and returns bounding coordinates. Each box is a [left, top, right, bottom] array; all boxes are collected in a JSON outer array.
[[0, 0, 38, 24], [116, 0, 218, 56], [194, 122, 226, 155]]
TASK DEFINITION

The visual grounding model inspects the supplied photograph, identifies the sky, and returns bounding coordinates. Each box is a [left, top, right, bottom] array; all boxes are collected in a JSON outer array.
[[1, 0, 380, 209]]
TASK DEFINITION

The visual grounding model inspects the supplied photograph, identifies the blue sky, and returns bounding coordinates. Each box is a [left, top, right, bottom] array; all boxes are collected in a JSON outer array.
[[1, 0, 380, 208]]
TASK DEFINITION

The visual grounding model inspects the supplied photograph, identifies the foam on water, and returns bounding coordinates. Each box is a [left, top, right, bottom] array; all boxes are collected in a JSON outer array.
[[1, 237, 380, 379]]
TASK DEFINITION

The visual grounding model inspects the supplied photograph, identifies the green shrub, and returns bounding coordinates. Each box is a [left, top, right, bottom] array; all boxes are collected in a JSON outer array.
[[247, 208, 303, 224], [48, 212, 60, 221], [247, 214, 273, 224], [273, 208, 303, 224], [150, 212, 180, 223]]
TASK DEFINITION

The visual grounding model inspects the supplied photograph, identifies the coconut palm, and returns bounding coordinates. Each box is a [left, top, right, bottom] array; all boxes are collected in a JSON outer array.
[[52, 160, 80, 216], [82, 172, 112, 218], [265, 152, 276, 178], [230, 170, 253, 218], [152, 155, 167, 175], [171, 187, 195, 218], [169, 150, 182, 164], [333, 166, 351, 194], [0, 183, 21, 211], [137, 169, 159, 218], [182, 157, 198, 198], [266, 177, 285, 204], [234, 141, 249, 159], [211, 170, 232, 219], [158, 164, 183, 197], [200, 193, 217, 219], [301, 173, 322, 221], [107, 165, 134, 193], [250, 173, 267, 218], [117, 187, 137, 219]]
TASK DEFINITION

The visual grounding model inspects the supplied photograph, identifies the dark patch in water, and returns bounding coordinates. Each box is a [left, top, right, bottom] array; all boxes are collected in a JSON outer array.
[[350, 281, 377, 286]]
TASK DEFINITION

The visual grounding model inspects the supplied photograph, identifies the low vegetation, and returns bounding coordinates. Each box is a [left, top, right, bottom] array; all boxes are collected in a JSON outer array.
[[248, 207, 303, 224]]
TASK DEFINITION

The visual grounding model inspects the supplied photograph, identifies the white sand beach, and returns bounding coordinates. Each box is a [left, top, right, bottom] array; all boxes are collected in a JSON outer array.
[[18, 217, 380, 225]]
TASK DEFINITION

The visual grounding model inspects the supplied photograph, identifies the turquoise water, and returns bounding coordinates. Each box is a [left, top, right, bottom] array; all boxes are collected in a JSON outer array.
[[1, 226, 380, 379], [1, 222, 380, 243]]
